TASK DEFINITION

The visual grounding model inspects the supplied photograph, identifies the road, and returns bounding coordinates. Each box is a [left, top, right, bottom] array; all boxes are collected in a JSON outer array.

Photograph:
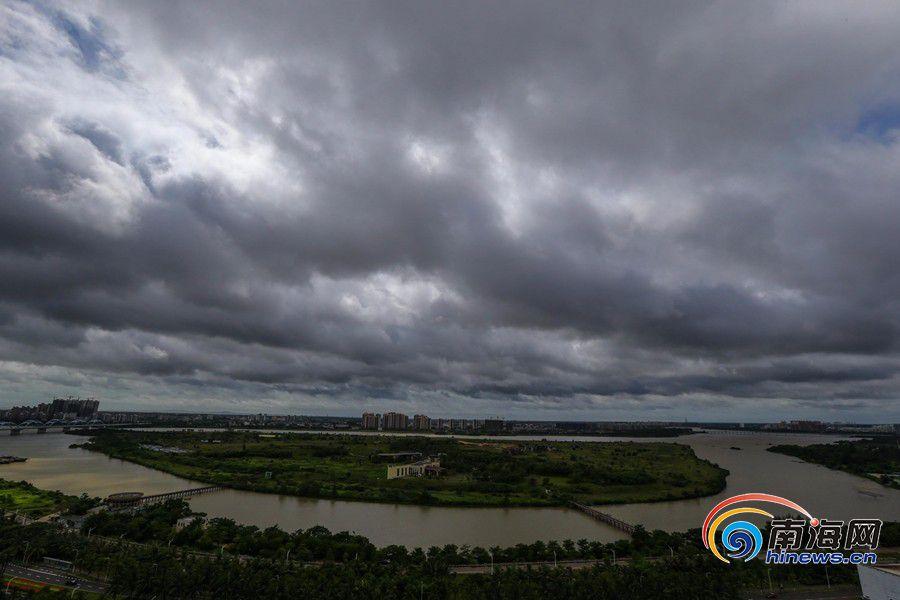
[[744, 584, 861, 599], [3, 563, 107, 595], [449, 557, 644, 574]]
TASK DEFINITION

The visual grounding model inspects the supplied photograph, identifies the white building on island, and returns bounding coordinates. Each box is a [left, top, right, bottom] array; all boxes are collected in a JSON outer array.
[[386, 458, 441, 479]]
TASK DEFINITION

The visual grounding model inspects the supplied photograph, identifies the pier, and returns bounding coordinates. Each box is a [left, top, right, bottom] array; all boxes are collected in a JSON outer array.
[[105, 485, 224, 509], [570, 502, 636, 535]]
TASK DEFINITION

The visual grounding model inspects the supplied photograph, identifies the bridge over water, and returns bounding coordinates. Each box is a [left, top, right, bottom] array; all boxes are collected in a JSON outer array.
[[569, 502, 636, 535], [105, 485, 224, 509]]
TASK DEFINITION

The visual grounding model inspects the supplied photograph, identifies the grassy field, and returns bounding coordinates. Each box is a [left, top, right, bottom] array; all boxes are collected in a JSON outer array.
[[0, 478, 83, 517], [83, 431, 728, 507]]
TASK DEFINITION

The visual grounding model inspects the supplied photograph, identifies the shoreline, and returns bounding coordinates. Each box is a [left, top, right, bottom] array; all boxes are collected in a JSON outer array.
[[78, 432, 729, 510]]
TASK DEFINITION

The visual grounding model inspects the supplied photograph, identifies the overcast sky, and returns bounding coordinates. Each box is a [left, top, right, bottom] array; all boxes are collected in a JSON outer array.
[[1, 1, 899, 421]]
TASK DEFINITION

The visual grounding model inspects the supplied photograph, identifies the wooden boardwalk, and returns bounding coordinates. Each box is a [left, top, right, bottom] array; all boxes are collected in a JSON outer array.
[[137, 485, 224, 505], [105, 485, 224, 508], [569, 502, 636, 535]]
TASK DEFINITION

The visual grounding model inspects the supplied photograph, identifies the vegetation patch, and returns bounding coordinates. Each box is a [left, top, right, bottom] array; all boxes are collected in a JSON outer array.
[[82, 431, 728, 507], [0, 478, 96, 518], [768, 436, 900, 489]]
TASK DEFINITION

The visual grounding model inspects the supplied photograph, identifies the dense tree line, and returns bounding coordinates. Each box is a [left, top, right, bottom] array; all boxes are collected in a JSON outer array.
[[3, 506, 876, 599], [2, 516, 841, 600], [769, 436, 900, 489]]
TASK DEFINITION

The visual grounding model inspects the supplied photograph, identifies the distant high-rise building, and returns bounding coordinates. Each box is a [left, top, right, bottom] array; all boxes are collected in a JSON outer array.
[[412, 414, 430, 430], [483, 419, 504, 433], [0, 397, 99, 423], [382, 412, 409, 430], [362, 412, 380, 430], [51, 397, 99, 419]]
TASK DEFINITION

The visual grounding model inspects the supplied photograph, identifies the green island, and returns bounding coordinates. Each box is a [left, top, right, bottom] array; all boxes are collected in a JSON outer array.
[[0, 478, 95, 518], [768, 435, 900, 489], [80, 430, 727, 506]]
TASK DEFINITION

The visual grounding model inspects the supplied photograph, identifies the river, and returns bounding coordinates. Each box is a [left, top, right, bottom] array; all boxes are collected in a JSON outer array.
[[1, 429, 897, 548]]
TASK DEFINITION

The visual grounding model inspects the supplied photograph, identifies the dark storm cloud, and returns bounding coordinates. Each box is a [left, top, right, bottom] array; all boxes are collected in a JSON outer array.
[[1, 0, 899, 418]]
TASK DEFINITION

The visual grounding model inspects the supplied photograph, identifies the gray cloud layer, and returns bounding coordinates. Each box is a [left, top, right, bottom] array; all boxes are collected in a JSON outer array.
[[1, 0, 899, 420]]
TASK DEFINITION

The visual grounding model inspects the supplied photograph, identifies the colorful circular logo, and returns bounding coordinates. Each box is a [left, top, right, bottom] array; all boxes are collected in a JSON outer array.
[[702, 493, 815, 563]]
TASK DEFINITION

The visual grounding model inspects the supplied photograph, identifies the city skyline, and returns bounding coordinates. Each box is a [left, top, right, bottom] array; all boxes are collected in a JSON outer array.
[[0, 398, 895, 429], [1, 2, 900, 422]]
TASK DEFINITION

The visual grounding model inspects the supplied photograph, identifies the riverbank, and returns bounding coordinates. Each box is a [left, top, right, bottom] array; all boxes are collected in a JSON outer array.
[[79, 430, 728, 508], [2, 504, 876, 600], [768, 436, 900, 490], [5, 430, 899, 548], [0, 477, 94, 518], [126, 421, 700, 438]]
